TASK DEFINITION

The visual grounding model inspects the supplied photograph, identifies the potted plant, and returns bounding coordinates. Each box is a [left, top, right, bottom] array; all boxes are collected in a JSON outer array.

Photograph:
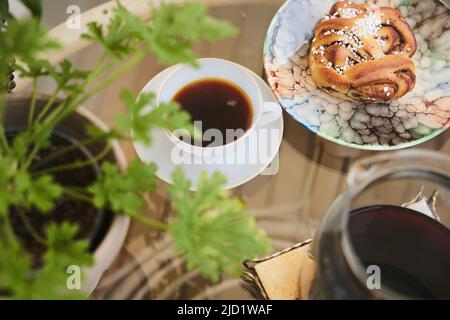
[[0, 0, 270, 299]]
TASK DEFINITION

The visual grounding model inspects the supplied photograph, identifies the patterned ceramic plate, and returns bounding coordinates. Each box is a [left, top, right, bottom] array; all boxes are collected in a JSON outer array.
[[264, 0, 450, 150]]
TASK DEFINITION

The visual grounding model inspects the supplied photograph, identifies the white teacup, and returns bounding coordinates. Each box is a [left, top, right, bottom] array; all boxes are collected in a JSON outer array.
[[157, 58, 281, 158]]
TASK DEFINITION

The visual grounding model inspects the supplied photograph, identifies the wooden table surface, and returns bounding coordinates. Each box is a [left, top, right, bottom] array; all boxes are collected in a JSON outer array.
[[20, 0, 450, 299]]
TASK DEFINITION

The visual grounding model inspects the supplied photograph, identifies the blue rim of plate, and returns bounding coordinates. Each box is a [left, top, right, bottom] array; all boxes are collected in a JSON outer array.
[[263, 0, 449, 151]]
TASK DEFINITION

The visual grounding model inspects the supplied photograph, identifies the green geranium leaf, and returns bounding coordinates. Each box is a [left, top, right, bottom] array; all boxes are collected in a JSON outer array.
[[0, 221, 92, 299], [44, 222, 93, 267], [30, 222, 92, 299], [48, 59, 89, 94], [15, 171, 62, 213], [82, 3, 236, 65], [0, 239, 33, 298], [146, 3, 238, 65], [85, 124, 122, 141], [81, 7, 140, 59], [117, 89, 194, 146], [168, 168, 271, 282], [0, 157, 20, 216], [11, 132, 29, 160], [0, 18, 59, 61], [14, 58, 52, 78], [88, 160, 157, 217]]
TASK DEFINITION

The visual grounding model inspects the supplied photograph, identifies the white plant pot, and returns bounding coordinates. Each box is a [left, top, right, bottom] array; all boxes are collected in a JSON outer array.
[[4, 95, 130, 296], [76, 107, 130, 295]]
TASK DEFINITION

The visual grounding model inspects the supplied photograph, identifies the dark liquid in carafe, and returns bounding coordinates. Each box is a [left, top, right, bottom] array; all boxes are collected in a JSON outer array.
[[173, 78, 253, 147], [349, 205, 450, 299]]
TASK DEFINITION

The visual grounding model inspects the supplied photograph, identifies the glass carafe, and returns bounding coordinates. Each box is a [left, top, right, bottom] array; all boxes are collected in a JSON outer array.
[[310, 149, 450, 299]]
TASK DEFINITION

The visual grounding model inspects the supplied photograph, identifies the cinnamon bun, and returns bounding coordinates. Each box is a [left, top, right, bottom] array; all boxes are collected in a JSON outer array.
[[309, 1, 417, 103]]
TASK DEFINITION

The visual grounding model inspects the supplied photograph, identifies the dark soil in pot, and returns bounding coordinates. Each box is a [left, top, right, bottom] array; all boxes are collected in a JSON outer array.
[[6, 130, 113, 267], [4, 96, 115, 268]]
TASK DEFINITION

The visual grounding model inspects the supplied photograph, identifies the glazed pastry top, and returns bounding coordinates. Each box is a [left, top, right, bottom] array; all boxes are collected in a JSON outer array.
[[309, 0, 417, 102]]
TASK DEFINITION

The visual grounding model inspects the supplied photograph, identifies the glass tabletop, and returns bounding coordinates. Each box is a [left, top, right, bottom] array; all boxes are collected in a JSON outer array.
[[37, 0, 450, 299]]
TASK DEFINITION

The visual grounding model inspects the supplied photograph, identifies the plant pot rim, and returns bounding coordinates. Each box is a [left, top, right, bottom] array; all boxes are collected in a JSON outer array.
[[75, 103, 130, 295], [5, 93, 130, 295]]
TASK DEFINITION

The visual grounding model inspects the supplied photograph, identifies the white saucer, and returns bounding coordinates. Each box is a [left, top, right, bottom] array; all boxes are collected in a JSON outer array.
[[133, 65, 284, 190]]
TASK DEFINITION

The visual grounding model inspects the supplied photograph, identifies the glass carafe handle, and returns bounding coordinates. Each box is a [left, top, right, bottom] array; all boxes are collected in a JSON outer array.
[[348, 149, 450, 190], [347, 152, 399, 191], [347, 149, 450, 220]]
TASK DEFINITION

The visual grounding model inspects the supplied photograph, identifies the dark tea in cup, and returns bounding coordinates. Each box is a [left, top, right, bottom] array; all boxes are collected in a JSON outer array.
[[173, 78, 253, 147], [157, 58, 281, 157]]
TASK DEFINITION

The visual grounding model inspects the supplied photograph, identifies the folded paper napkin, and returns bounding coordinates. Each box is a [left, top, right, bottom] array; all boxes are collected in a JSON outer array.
[[242, 239, 316, 300]]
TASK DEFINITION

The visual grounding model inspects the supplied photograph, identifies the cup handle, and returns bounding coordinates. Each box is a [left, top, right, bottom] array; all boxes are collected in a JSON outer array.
[[259, 101, 282, 127]]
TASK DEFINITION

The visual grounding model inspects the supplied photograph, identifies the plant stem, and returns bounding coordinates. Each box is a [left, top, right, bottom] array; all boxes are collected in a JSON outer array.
[[33, 52, 109, 130], [19, 49, 147, 175], [46, 49, 148, 131], [27, 79, 38, 127], [64, 188, 169, 232], [17, 55, 110, 166], [80, 50, 147, 106], [3, 213, 18, 247], [0, 97, 10, 154], [84, 51, 109, 87], [35, 55, 111, 128], [63, 188, 93, 203], [22, 144, 39, 169], [29, 132, 115, 171], [130, 213, 169, 231], [32, 143, 112, 176], [17, 208, 47, 245], [0, 122, 8, 154], [20, 47, 147, 170], [34, 87, 61, 124], [0, 61, 10, 155], [40, 54, 111, 127]]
